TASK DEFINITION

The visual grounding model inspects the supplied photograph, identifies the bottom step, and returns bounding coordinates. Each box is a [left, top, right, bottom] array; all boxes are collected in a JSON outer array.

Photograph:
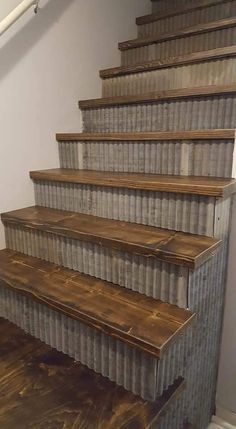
[[0, 318, 185, 429]]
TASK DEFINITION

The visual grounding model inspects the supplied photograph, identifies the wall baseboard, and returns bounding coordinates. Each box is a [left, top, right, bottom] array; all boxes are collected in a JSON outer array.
[[214, 407, 236, 427]]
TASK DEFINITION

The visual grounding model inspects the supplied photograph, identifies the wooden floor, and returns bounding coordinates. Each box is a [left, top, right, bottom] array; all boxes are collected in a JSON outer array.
[[0, 318, 184, 429]]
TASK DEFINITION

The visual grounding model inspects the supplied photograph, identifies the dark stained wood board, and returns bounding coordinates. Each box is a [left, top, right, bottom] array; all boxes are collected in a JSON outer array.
[[100, 45, 236, 79], [119, 17, 236, 50], [56, 129, 235, 141], [30, 168, 236, 198], [1, 206, 221, 269], [0, 249, 195, 358], [79, 84, 236, 109]]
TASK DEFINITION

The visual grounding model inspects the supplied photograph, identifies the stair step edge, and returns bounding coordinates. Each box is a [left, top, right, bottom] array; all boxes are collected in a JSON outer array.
[[0, 249, 195, 358], [100, 46, 236, 79], [30, 169, 236, 198], [0, 317, 186, 429], [119, 17, 236, 51], [56, 130, 236, 142], [1, 206, 221, 269], [136, 0, 233, 25], [78, 84, 236, 110]]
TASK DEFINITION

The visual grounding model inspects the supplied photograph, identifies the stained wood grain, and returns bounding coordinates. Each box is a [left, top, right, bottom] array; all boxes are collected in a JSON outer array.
[[56, 129, 236, 141], [119, 17, 236, 50], [0, 249, 195, 357], [100, 45, 236, 79], [136, 0, 234, 25], [30, 169, 236, 198], [1, 206, 221, 268], [79, 84, 236, 109], [0, 317, 185, 429]]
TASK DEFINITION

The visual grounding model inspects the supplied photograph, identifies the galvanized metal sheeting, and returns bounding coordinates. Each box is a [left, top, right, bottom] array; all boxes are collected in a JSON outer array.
[[121, 27, 236, 66], [82, 96, 236, 132], [102, 58, 236, 97], [140, 1, 236, 37], [58, 139, 234, 178]]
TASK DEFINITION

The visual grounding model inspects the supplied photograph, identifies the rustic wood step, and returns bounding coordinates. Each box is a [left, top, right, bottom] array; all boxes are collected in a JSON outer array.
[[136, 0, 234, 25], [0, 317, 185, 429], [119, 17, 236, 51], [0, 249, 195, 358], [79, 84, 236, 109], [100, 45, 236, 79], [1, 206, 221, 269], [56, 129, 236, 142], [30, 169, 236, 198]]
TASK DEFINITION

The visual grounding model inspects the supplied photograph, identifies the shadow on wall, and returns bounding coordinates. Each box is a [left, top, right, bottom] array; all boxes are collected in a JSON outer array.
[[0, 0, 75, 83]]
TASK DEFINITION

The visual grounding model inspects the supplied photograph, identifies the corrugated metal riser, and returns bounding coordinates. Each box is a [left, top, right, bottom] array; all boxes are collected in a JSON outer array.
[[151, 0, 206, 13], [82, 95, 236, 133], [34, 181, 217, 235], [0, 284, 191, 401], [121, 27, 236, 66], [4, 225, 188, 307], [140, 1, 236, 37], [102, 58, 236, 97], [58, 139, 234, 178]]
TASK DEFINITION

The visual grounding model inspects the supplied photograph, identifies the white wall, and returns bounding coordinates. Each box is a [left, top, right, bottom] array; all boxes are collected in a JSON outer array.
[[0, 0, 151, 248]]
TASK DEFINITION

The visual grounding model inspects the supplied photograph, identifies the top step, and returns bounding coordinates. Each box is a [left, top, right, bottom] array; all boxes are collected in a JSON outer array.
[[137, 0, 235, 25], [119, 17, 236, 51], [0, 249, 194, 358]]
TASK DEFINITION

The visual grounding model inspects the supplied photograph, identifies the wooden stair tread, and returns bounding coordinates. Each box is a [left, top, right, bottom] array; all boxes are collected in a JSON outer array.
[[56, 129, 236, 141], [79, 84, 236, 109], [119, 17, 236, 50], [0, 249, 195, 358], [100, 45, 236, 79], [136, 0, 233, 25], [1, 206, 221, 269], [30, 169, 236, 198], [0, 318, 185, 429]]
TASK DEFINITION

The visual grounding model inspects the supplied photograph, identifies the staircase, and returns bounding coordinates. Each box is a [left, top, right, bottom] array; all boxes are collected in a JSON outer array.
[[0, 0, 236, 428]]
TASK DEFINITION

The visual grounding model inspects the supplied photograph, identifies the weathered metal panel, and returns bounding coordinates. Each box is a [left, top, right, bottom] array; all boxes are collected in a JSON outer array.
[[0, 284, 191, 401], [140, 1, 236, 37], [58, 139, 234, 178], [4, 225, 188, 307], [82, 95, 236, 133], [121, 27, 236, 66], [34, 181, 215, 235], [102, 58, 236, 97]]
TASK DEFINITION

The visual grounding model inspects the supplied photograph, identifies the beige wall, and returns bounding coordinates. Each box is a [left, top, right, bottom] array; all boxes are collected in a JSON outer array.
[[0, 0, 150, 248]]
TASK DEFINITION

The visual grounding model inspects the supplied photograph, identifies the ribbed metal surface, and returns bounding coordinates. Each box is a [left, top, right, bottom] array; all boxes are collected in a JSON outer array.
[[34, 181, 216, 235], [151, 0, 201, 13], [121, 27, 236, 66], [180, 198, 232, 429], [58, 139, 234, 178], [140, 1, 236, 37], [102, 58, 236, 97], [4, 225, 188, 307], [0, 284, 191, 401], [156, 396, 183, 429], [82, 95, 236, 133]]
